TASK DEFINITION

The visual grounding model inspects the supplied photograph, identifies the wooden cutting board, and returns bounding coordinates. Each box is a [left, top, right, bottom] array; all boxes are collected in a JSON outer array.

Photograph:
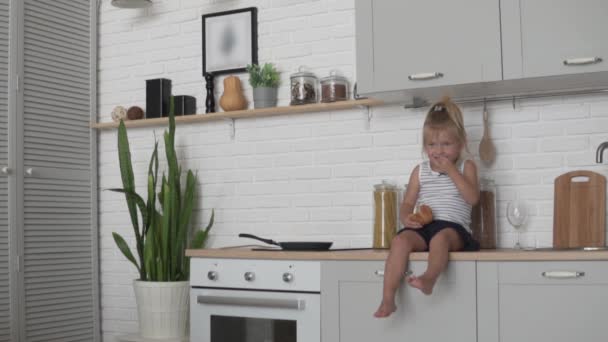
[[553, 170, 606, 248]]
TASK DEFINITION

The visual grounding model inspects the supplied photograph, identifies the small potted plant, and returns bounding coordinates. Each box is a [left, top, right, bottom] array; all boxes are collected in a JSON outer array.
[[246, 63, 280, 108]]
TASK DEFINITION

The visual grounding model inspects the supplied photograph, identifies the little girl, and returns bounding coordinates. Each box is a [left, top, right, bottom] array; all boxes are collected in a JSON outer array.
[[374, 97, 480, 318]]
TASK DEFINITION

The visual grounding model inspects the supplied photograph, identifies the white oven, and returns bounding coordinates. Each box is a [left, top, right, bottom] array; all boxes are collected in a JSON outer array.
[[190, 258, 321, 342]]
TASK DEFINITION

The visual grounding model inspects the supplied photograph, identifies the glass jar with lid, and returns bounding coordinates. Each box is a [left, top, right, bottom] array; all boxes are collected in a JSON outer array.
[[471, 178, 497, 249], [290, 66, 318, 105], [321, 71, 349, 103], [373, 180, 400, 249]]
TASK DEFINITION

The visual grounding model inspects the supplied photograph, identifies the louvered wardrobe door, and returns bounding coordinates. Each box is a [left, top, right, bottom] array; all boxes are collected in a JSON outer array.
[[0, 1, 10, 341], [21, 1, 95, 341]]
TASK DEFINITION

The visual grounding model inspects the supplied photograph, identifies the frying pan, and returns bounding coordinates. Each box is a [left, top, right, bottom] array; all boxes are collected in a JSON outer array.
[[238, 233, 333, 251]]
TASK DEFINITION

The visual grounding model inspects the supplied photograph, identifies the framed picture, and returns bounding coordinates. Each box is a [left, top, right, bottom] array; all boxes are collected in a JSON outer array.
[[202, 7, 258, 76]]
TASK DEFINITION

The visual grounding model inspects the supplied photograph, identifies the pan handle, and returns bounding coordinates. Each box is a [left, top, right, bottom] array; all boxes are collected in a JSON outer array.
[[238, 233, 280, 246]]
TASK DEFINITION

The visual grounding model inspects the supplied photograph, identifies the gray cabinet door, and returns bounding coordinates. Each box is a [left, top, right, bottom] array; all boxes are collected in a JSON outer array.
[[321, 260, 476, 342], [502, 0, 608, 79], [18, 1, 98, 341], [479, 261, 608, 342], [356, 0, 502, 93], [0, 1, 11, 341]]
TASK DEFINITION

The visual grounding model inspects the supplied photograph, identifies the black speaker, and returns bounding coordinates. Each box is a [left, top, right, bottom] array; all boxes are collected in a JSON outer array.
[[172, 95, 197, 116], [146, 78, 172, 118]]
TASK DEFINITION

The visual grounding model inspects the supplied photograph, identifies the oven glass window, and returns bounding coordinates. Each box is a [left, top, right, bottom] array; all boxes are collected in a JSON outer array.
[[211, 315, 296, 342]]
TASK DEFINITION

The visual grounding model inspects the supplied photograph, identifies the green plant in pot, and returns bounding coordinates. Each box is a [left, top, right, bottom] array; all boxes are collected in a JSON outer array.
[[246, 62, 280, 109], [110, 99, 214, 339]]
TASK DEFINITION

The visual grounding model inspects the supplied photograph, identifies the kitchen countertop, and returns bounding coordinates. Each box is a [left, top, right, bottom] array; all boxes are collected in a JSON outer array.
[[186, 246, 608, 261]]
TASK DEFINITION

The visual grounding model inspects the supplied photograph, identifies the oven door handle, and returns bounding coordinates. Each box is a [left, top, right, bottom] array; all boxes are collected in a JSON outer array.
[[197, 295, 306, 310]]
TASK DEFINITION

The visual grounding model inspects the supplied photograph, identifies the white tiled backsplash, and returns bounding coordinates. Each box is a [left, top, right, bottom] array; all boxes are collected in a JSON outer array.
[[97, 0, 608, 340]]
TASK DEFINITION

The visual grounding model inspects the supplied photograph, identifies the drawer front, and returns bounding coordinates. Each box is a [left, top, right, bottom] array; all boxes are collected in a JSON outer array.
[[498, 261, 608, 285], [323, 260, 476, 284]]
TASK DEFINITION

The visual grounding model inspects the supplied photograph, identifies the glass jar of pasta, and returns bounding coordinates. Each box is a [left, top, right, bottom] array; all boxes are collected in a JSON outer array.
[[373, 181, 399, 249]]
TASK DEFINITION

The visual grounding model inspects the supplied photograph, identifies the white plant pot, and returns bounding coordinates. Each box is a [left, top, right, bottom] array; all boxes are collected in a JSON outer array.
[[133, 280, 190, 339]]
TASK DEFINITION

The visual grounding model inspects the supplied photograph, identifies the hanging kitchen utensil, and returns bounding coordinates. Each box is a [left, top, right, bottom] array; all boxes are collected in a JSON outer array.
[[553, 170, 606, 248], [238, 233, 333, 251], [478, 101, 496, 166]]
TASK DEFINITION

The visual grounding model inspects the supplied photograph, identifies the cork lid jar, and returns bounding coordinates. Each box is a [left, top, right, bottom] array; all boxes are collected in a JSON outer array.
[[471, 178, 497, 249]]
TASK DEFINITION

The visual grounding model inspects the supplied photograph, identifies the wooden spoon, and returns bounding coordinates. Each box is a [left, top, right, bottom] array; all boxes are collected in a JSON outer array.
[[478, 107, 496, 166]]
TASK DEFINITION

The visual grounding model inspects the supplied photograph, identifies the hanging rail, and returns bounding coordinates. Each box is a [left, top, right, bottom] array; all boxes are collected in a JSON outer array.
[[404, 88, 608, 109]]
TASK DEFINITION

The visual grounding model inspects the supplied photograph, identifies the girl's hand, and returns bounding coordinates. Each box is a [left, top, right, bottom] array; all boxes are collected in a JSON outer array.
[[431, 155, 457, 175], [402, 216, 422, 229]]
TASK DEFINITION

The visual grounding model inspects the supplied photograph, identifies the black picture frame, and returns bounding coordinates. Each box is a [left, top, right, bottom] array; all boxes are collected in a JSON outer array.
[[202, 7, 258, 76]]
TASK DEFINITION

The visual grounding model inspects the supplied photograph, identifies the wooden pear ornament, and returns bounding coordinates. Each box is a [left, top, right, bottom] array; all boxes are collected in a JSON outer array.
[[478, 106, 496, 166], [219, 76, 247, 111]]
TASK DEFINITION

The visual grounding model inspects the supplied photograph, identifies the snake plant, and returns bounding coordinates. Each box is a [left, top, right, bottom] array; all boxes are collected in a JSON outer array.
[[110, 102, 214, 281]]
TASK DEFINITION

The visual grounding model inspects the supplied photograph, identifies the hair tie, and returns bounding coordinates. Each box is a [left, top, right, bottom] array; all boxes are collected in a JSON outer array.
[[433, 104, 444, 112]]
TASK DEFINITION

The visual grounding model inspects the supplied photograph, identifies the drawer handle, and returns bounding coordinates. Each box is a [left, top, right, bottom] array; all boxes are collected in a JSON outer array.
[[374, 269, 412, 277], [563, 57, 602, 66], [541, 271, 585, 279], [408, 72, 444, 81]]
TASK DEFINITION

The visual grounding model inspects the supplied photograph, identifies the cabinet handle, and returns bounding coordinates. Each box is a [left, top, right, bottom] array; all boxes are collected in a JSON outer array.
[[25, 168, 33, 176], [563, 57, 602, 66], [1, 166, 10, 175], [541, 271, 585, 279], [408, 72, 444, 81], [374, 270, 412, 277]]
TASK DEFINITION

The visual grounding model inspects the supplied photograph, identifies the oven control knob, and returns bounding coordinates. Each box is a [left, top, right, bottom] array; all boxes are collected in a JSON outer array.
[[244, 272, 255, 282], [207, 271, 218, 281], [282, 272, 294, 283]]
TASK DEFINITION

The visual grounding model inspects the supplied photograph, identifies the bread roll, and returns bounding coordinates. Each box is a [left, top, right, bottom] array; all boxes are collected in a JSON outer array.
[[408, 205, 433, 225]]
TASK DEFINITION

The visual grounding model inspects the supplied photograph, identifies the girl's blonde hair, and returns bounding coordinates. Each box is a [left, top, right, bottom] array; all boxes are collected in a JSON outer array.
[[422, 96, 469, 156]]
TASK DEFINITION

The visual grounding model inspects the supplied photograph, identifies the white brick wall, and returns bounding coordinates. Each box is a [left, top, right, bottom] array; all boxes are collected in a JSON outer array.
[[98, 1, 608, 340]]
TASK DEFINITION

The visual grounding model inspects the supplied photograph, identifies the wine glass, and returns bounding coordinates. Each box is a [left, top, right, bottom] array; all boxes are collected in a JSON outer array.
[[506, 200, 528, 249]]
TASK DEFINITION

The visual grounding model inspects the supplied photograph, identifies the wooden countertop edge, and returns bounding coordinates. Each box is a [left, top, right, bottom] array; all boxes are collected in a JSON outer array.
[[185, 248, 608, 261]]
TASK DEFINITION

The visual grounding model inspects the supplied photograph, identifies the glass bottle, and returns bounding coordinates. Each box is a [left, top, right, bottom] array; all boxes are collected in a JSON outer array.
[[373, 181, 399, 249], [471, 178, 497, 249]]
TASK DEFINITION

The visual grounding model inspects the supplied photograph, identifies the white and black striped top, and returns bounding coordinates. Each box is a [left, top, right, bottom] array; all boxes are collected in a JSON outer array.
[[417, 160, 472, 231]]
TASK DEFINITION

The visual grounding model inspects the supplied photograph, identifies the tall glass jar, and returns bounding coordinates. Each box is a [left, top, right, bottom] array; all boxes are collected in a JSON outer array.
[[373, 181, 399, 249], [290, 66, 318, 105], [471, 178, 497, 249]]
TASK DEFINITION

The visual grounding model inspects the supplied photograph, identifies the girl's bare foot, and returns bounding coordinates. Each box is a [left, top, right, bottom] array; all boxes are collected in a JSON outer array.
[[373, 300, 396, 318], [407, 274, 436, 295]]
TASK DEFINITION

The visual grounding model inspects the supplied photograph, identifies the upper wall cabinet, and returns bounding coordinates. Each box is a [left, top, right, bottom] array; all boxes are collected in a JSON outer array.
[[502, 0, 608, 79], [356, 0, 608, 103], [356, 0, 502, 95]]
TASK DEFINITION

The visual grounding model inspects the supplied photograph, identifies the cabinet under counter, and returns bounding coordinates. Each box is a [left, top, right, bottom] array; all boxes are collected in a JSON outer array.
[[478, 261, 608, 342], [321, 260, 477, 342]]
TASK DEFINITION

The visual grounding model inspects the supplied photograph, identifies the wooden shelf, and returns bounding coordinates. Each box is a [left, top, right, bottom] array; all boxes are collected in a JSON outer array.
[[91, 98, 384, 130]]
